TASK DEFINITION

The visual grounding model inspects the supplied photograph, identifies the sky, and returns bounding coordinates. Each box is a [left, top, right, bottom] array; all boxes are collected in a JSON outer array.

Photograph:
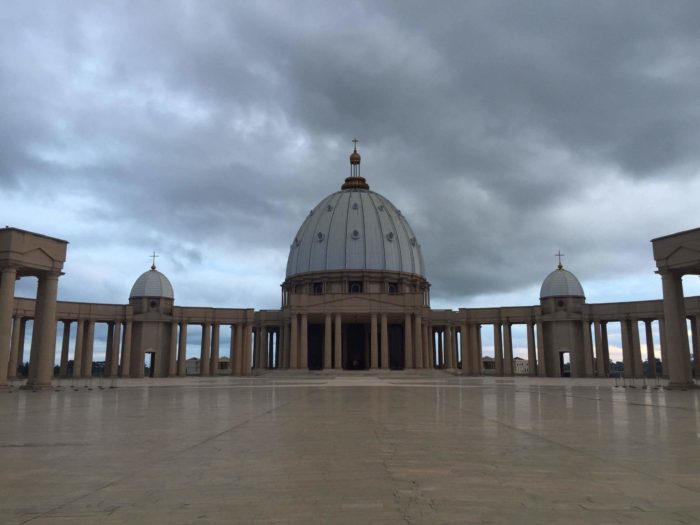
[[3, 1, 700, 362]]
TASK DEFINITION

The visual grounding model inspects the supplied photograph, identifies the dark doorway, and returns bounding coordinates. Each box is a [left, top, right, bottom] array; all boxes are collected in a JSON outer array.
[[388, 324, 404, 370], [144, 352, 155, 378], [559, 352, 571, 377], [308, 324, 324, 370], [344, 324, 367, 370]]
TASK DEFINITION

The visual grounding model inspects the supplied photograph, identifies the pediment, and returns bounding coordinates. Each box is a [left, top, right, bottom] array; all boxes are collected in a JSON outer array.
[[19, 247, 56, 268], [665, 245, 700, 270]]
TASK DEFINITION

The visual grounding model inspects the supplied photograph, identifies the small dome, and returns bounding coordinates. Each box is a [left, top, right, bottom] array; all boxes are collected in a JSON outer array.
[[130, 268, 174, 299], [350, 149, 361, 164], [540, 266, 585, 299]]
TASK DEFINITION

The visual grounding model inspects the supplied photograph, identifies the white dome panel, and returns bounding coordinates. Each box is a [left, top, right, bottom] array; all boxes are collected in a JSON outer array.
[[129, 268, 174, 299], [286, 188, 425, 278], [540, 267, 585, 299]]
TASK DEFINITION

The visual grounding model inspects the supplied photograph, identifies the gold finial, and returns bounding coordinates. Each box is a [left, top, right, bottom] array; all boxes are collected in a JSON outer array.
[[150, 251, 159, 270], [350, 137, 361, 165], [343, 137, 368, 190], [555, 250, 564, 269]]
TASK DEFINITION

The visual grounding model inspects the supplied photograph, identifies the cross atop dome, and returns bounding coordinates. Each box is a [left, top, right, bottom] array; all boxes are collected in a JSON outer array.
[[150, 251, 159, 270], [342, 137, 369, 190], [555, 250, 565, 270]]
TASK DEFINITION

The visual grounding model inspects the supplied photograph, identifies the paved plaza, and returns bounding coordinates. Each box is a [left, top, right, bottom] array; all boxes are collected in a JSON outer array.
[[1, 372, 700, 524]]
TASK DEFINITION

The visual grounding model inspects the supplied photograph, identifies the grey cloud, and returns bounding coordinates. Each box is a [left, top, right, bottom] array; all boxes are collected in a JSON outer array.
[[2, 1, 700, 308]]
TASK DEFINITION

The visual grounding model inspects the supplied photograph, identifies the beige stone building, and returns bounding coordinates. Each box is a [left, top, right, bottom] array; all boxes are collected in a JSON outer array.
[[1, 145, 699, 388]]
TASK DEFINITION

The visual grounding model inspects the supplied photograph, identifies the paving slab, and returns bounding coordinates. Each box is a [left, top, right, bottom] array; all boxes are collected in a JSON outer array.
[[1, 373, 699, 524]]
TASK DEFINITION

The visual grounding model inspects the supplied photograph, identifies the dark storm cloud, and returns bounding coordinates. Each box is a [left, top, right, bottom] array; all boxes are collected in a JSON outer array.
[[2, 1, 700, 306]]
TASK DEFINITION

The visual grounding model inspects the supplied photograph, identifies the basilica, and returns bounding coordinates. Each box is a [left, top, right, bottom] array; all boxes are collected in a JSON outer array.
[[1, 145, 699, 389]]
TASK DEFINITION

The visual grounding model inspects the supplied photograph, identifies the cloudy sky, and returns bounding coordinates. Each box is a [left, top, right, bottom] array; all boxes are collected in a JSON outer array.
[[3, 1, 700, 361]]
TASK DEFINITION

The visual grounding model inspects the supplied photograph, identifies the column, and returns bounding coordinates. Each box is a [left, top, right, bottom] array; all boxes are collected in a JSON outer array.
[[631, 319, 643, 378], [300, 314, 308, 370], [165, 322, 177, 376], [252, 327, 260, 368], [494, 322, 504, 375], [104, 323, 114, 378], [81, 320, 95, 378], [621, 319, 633, 378], [200, 323, 210, 376], [229, 325, 236, 375], [278, 324, 287, 369], [324, 314, 332, 369], [594, 320, 605, 377], [243, 324, 253, 375], [691, 316, 700, 379], [257, 327, 265, 369], [8, 316, 22, 379], [445, 325, 454, 369], [59, 320, 71, 378], [290, 314, 298, 368], [460, 324, 470, 373], [423, 324, 431, 370], [601, 322, 611, 376], [414, 315, 423, 369], [502, 322, 513, 375], [437, 329, 444, 367], [121, 321, 132, 378], [644, 320, 657, 379], [658, 318, 668, 378], [582, 320, 594, 377], [177, 322, 187, 376], [0, 267, 17, 385], [661, 271, 693, 387], [527, 321, 537, 376], [72, 319, 85, 378], [404, 314, 413, 369], [234, 323, 243, 375], [334, 314, 343, 369], [475, 325, 483, 374], [536, 320, 546, 376], [26, 273, 60, 388], [370, 314, 378, 369], [380, 314, 388, 370], [210, 324, 220, 375], [108, 321, 120, 377]]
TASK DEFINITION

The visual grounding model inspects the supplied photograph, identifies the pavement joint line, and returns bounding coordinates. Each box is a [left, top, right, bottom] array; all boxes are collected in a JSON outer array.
[[400, 384, 700, 497], [14, 388, 316, 524]]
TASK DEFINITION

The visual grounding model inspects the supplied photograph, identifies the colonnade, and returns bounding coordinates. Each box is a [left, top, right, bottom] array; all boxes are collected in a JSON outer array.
[[190, 322, 254, 376], [284, 312, 432, 370]]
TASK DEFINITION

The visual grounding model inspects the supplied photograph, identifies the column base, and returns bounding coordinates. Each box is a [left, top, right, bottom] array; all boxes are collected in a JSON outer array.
[[20, 382, 55, 390], [665, 382, 699, 390]]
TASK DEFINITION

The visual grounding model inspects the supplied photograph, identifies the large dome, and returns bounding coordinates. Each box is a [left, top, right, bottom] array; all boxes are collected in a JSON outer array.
[[129, 267, 174, 299], [540, 266, 585, 299], [286, 188, 425, 278]]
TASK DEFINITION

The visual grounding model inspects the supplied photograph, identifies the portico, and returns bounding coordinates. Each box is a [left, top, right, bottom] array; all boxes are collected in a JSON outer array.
[[653, 227, 700, 389], [0, 228, 66, 389]]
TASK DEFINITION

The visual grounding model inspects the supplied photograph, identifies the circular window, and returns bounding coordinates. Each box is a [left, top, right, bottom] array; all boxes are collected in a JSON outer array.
[[351, 230, 360, 239], [386, 232, 394, 242], [317, 232, 325, 242], [149, 300, 158, 308], [557, 300, 565, 308], [352, 203, 359, 210]]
